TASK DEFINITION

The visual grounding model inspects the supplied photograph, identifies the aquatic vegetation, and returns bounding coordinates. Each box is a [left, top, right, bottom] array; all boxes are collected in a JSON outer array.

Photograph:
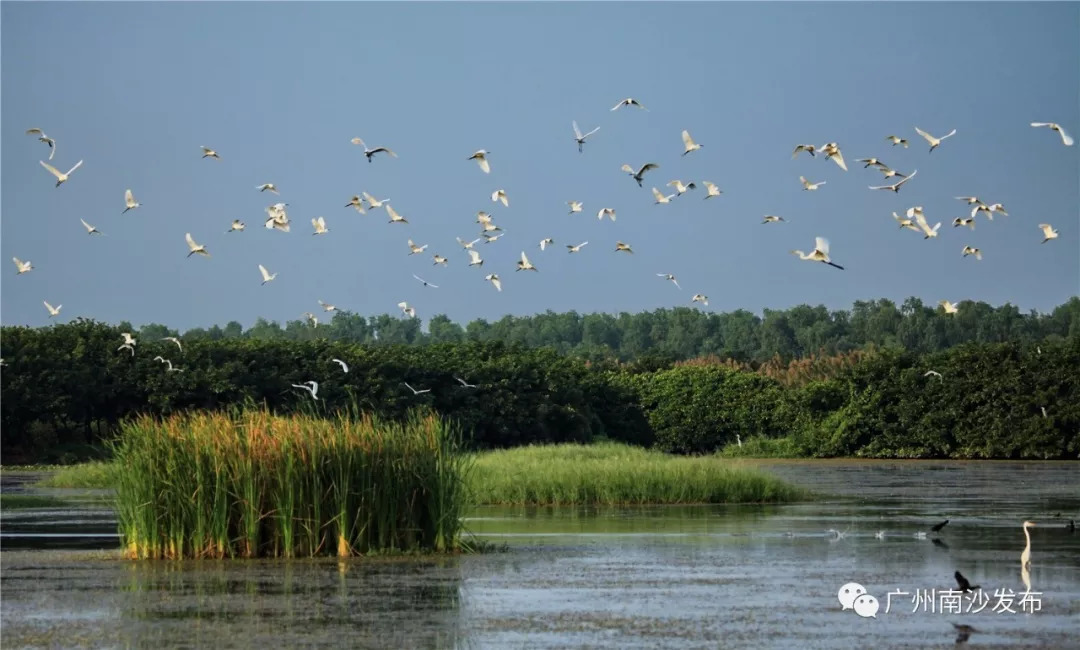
[[466, 442, 807, 505], [0, 493, 70, 509], [33, 461, 118, 489], [110, 407, 469, 559]]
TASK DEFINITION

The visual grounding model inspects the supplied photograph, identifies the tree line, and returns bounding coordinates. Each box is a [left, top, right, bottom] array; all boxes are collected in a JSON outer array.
[[2, 318, 1077, 462], [105, 297, 1079, 364]]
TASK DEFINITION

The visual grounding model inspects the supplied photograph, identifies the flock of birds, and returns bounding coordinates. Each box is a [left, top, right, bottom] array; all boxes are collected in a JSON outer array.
[[9, 105, 1074, 396]]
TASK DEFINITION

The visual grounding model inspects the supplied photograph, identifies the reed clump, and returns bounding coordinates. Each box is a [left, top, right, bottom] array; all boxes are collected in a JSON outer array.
[[466, 442, 807, 505], [111, 407, 469, 559]]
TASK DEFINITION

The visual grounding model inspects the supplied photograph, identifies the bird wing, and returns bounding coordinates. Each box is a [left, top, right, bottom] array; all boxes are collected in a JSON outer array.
[[652, 187, 665, 201], [897, 169, 917, 185], [27, 128, 43, 135], [815, 237, 830, 255], [682, 130, 695, 148], [610, 100, 624, 111], [80, 219, 92, 231], [1059, 126, 1075, 146], [572, 120, 583, 139], [185, 232, 199, 250], [1039, 224, 1053, 236], [520, 251, 530, 265], [914, 127, 933, 143], [673, 279, 681, 290], [830, 150, 847, 171], [620, 164, 634, 174], [914, 212, 931, 233], [468, 249, 482, 264], [492, 277, 502, 291], [941, 129, 957, 140], [638, 163, 659, 175], [259, 264, 270, 280], [583, 126, 600, 138], [386, 205, 400, 219], [477, 158, 490, 173], [39, 160, 63, 179]]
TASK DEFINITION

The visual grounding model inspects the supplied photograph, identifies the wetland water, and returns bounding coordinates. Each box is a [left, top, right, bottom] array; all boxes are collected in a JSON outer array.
[[2, 461, 1078, 649]]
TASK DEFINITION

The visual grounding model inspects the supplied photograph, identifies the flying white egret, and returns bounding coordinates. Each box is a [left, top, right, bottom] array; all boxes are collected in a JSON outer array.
[[939, 300, 959, 315], [163, 336, 183, 351], [681, 130, 703, 155], [185, 233, 209, 258], [567, 201, 583, 214], [878, 166, 908, 179], [516, 251, 537, 272], [118, 343, 135, 356], [792, 144, 816, 159], [386, 204, 408, 224], [869, 169, 917, 193], [539, 238, 554, 251], [398, 301, 416, 318], [40, 159, 83, 187], [27, 128, 56, 160], [303, 312, 318, 328], [790, 236, 844, 270], [331, 358, 349, 373], [13, 258, 33, 274], [894, 212, 919, 232], [952, 217, 975, 230], [886, 135, 909, 148], [454, 376, 478, 388], [256, 183, 279, 194], [122, 189, 141, 214], [292, 381, 319, 401], [483, 232, 504, 243], [413, 274, 438, 288], [615, 241, 634, 254], [961, 246, 982, 260], [819, 142, 848, 171], [259, 264, 278, 285], [476, 211, 494, 225], [702, 181, 723, 198], [351, 138, 397, 162], [81, 219, 103, 235], [668, 179, 696, 195], [611, 97, 647, 111], [408, 239, 428, 255], [468, 150, 491, 174], [1030, 122, 1073, 146], [955, 196, 982, 205], [153, 356, 183, 372], [201, 146, 220, 159], [485, 273, 502, 292], [1021, 521, 1036, 569], [345, 195, 367, 213], [597, 208, 617, 222], [433, 254, 448, 266], [457, 236, 481, 249], [924, 370, 943, 381], [800, 176, 826, 191], [657, 273, 681, 290], [363, 192, 390, 209], [120, 333, 137, 347], [691, 294, 709, 306], [621, 162, 659, 187], [318, 300, 337, 312], [987, 203, 1008, 217], [762, 215, 785, 224], [567, 241, 588, 253], [468, 249, 484, 267], [914, 212, 941, 239], [311, 217, 329, 235], [857, 158, 887, 169], [914, 127, 957, 153], [652, 187, 676, 204], [572, 120, 600, 152], [971, 203, 994, 220], [226, 220, 245, 233], [265, 203, 290, 232], [402, 382, 431, 395], [491, 189, 509, 207], [1039, 223, 1058, 243]]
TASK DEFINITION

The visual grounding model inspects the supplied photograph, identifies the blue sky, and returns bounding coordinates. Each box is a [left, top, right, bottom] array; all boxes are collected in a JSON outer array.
[[2, 2, 1077, 331]]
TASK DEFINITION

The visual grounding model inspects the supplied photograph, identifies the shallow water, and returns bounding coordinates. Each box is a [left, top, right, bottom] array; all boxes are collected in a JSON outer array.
[[2, 461, 1078, 649]]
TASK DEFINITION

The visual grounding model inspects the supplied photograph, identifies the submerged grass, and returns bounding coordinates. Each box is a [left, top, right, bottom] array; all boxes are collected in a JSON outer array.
[[0, 493, 70, 509], [31, 461, 119, 489], [111, 406, 470, 559], [466, 442, 807, 505]]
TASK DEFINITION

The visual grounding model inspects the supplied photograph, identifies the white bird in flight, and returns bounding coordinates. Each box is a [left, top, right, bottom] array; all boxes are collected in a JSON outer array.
[[44, 300, 62, 317], [819, 142, 848, 171], [657, 273, 681, 290], [185, 233, 209, 258], [256, 183, 279, 194], [681, 130, 703, 155], [468, 249, 484, 267], [311, 217, 329, 235], [567, 241, 588, 253], [153, 356, 183, 372], [961, 246, 982, 260], [163, 336, 183, 351], [1039, 223, 1058, 243], [869, 169, 917, 193], [939, 300, 958, 315], [363, 192, 390, 209], [952, 217, 976, 230], [913, 211, 941, 239], [668, 180, 696, 195], [491, 189, 509, 207], [485, 273, 502, 292], [40, 159, 83, 187], [318, 300, 337, 312], [345, 195, 367, 213], [120, 332, 137, 347], [13, 257, 33, 274], [539, 238, 554, 251], [122, 189, 141, 214], [432, 254, 448, 266], [386, 204, 408, 224], [81, 218, 102, 235], [292, 381, 319, 401], [201, 146, 220, 159], [914, 127, 957, 153], [259, 264, 278, 285], [886, 135, 909, 148], [468, 150, 491, 174], [572, 120, 600, 152], [791, 236, 844, 270], [800, 176, 826, 191], [413, 274, 439, 288], [455, 376, 479, 388], [26, 128, 56, 160], [398, 301, 416, 318], [226, 220, 245, 233], [702, 182, 723, 199], [351, 138, 397, 162], [611, 97, 647, 111], [692, 294, 709, 306], [652, 187, 676, 204], [894, 212, 920, 232], [408, 239, 428, 255], [792, 144, 816, 158], [924, 370, 943, 380], [402, 382, 431, 395], [622, 162, 659, 187], [955, 196, 982, 205], [332, 358, 349, 373], [457, 236, 481, 250], [1030, 122, 1074, 146], [597, 208, 616, 222], [615, 241, 634, 254], [567, 201, 583, 214], [762, 215, 785, 224], [516, 251, 537, 272]]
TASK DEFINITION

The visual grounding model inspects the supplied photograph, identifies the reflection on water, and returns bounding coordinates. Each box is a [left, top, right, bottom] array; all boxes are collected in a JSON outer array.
[[2, 461, 1078, 649]]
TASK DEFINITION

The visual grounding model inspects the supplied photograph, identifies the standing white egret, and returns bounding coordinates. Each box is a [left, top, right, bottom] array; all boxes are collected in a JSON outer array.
[[572, 120, 600, 152], [961, 246, 982, 260], [790, 237, 844, 270], [657, 273, 681, 290], [311, 217, 329, 235], [800, 176, 826, 191], [869, 169, 917, 193], [681, 130, 703, 155], [614, 241, 634, 254], [467, 249, 484, 267], [122, 189, 141, 214], [256, 183, 279, 194], [611, 97, 648, 111], [691, 294, 709, 306], [886, 135, 909, 148], [485, 273, 502, 292], [914, 127, 957, 153], [1021, 521, 1036, 569], [567, 201, 583, 214], [386, 204, 408, 224], [226, 220, 245, 233], [468, 150, 491, 174], [185, 233, 210, 258], [412, 274, 438, 288], [516, 251, 537, 272], [13, 258, 33, 274], [792, 144, 816, 158], [39, 159, 83, 187], [702, 182, 723, 198], [398, 301, 416, 318], [351, 138, 397, 162], [44, 301, 61, 317], [1039, 223, 1058, 243], [1030, 122, 1074, 146], [201, 146, 220, 159], [939, 300, 958, 315], [621, 162, 659, 187], [332, 359, 349, 373], [491, 189, 509, 207], [597, 208, 617, 222], [81, 218, 103, 235], [567, 241, 588, 253], [408, 239, 428, 255], [258, 264, 278, 285], [652, 187, 676, 204]]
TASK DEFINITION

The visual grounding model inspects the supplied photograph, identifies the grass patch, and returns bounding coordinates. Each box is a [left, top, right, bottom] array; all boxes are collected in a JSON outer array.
[[32, 461, 119, 489], [466, 442, 807, 505], [0, 493, 70, 509], [111, 407, 469, 559], [715, 435, 803, 459]]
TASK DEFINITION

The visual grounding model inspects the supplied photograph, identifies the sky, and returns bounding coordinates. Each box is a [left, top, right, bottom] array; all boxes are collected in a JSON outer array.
[[2, 1, 1078, 332]]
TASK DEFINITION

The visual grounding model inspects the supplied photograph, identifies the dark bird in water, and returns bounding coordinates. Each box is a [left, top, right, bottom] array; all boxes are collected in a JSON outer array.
[[931, 519, 950, 532], [952, 623, 979, 645], [954, 571, 980, 593], [1067, 519, 1075, 533]]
